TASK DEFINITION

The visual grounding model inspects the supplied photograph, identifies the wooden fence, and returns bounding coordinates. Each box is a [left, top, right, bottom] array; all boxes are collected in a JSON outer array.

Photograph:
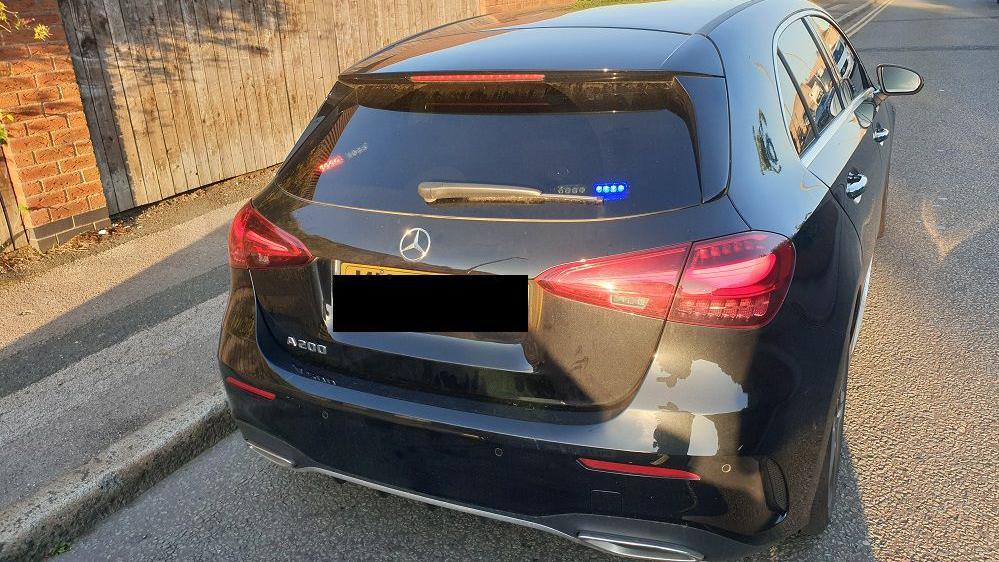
[[1, 153, 27, 253], [58, 0, 480, 214]]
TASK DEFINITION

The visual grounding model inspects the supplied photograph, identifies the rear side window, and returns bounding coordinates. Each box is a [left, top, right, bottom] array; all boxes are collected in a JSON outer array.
[[776, 64, 815, 153], [276, 76, 718, 220], [808, 16, 868, 100], [777, 19, 843, 137]]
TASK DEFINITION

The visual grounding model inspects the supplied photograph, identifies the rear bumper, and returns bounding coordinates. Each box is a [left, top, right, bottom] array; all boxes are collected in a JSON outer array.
[[234, 417, 753, 561], [219, 234, 857, 559]]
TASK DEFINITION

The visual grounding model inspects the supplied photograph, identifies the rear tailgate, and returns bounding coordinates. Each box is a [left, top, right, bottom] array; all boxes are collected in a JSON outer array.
[[249, 72, 742, 410]]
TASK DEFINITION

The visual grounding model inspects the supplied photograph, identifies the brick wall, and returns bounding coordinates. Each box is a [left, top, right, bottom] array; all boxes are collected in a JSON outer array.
[[0, 0, 107, 251]]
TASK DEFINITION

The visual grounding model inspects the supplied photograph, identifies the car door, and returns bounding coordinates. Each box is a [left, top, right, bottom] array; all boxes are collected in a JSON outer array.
[[774, 16, 888, 266], [806, 15, 891, 260]]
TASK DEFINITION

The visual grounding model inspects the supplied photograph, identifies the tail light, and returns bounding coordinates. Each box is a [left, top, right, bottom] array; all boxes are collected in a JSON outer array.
[[668, 232, 794, 328], [536, 231, 794, 328], [410, 73, 546, 83], [536, 243, 690, 319], [228, 202, 313, 269]]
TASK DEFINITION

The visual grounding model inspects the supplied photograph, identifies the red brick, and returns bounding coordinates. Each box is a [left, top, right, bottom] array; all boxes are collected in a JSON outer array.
[[12, 149, 35, 168], [28, 43, 69, 57], [51, 57, 74, 72], [59, 153, 96, 173], [45, 29, 66, 43], [41, 170, 83, 191], [66, 111, 87, 128], [34, 143, 75, 163], [59, 83, 80, 99], [66, 179, 103, 201], [0, 76, 37, 94], [34, 13, 64, 26], [35, 70, 76, 88], [19, 180, 44, 197], [18, 161, 59, 182], [74, 139, 93, 153], [8, 103, 43, 120], [28, 207, 50, 226], [0, 46, 31, 59], [82, 166, 100, 182], [11, 58, 54, 75], [0, 62, 11, 78], [9, 133, 51, 152], [19, 86, 59, 103], [86, 193, 107, 209], [0, 91, 18, 107], [50, 198, 89, 221], [25, 114, 67, 134], [26, 190, 65, 208], [50, 126, 90, 145], [3, 122, 28, 139], [43, 99, 82, 114]]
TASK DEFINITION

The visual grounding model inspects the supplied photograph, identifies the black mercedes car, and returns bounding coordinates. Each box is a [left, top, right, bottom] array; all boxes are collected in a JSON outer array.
[[219, 0, 921, 559]]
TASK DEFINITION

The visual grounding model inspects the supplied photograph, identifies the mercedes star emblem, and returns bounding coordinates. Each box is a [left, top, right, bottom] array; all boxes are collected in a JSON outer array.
[[399, 227, 431, 262]]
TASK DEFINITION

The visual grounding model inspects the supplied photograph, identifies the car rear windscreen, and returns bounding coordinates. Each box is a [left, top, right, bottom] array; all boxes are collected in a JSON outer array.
[[276, 76, 715, 220]]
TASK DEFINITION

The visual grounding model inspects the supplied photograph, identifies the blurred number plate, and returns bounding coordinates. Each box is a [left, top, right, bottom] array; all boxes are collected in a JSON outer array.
[[339, 262, 440, 275]]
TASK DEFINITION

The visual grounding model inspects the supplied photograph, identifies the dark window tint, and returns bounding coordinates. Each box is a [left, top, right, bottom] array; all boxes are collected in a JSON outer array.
[[276, 79, 707, 220], [808, 16, 867, 100], [776, 63, 815, 153], [778, 20, 842, 132]]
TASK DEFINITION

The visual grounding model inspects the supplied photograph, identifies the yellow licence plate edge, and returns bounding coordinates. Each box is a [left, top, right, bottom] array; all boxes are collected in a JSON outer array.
[[339, 262, 441, 275]]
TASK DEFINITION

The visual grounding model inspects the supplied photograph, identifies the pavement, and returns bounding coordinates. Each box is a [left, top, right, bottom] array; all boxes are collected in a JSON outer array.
[[0, 172, 269, 558], [3, 0, 998, 560]]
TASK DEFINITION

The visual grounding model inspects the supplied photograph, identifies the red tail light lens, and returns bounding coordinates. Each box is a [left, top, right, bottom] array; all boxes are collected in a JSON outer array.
[[410, 73, 546, 83], [536, 244, 690, 319], [668, 232, 794, 328], [228, 202, 314, 269]]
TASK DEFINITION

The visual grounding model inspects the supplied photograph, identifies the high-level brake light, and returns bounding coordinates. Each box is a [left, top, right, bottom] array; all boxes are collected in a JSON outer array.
[[228, 202, 314, 270], [410, 73, 546, 83], [536, 231, 794, 328]]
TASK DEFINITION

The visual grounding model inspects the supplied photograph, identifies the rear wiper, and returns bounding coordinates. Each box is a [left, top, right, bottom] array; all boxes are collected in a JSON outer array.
[[418, 182, 602, 205]]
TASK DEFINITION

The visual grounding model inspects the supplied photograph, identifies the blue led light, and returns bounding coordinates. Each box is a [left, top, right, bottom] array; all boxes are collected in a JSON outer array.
[[594, 181, 629, 200]]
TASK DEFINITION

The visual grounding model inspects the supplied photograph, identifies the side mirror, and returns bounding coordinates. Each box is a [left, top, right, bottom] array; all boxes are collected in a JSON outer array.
[[877, 64, 923, 95]]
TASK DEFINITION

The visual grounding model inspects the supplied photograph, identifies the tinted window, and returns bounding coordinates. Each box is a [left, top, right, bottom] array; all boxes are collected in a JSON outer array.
[[277, 79, 708, 220], [808, 16, 867, 100], [777, 64, 815, 153], [777, 20, 842, 132]]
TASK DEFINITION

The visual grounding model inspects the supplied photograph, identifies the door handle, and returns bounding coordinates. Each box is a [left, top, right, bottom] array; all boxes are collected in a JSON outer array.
[[873, 126, 890, 144], [846, 171, 867, 200]]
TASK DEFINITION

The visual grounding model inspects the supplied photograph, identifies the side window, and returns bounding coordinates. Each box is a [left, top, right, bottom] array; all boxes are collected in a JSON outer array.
[[808, 16, 868, 100], [777, 19, 842, 133], [777, 64, 815, 153]]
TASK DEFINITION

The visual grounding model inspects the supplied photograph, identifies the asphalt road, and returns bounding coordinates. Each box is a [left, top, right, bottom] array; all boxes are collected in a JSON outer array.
[[63, 0, 999, 560]]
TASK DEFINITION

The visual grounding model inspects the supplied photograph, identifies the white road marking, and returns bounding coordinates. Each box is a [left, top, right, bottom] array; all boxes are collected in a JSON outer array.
[[845, 0, 895, 36], [839, 0, 881, 22]]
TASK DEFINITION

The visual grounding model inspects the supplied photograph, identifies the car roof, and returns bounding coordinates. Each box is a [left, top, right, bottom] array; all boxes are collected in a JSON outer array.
[[346, 0, 758, 76]]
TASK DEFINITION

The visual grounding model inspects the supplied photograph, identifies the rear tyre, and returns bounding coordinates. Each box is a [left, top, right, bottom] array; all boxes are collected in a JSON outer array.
[[801, 374, 846, 536]]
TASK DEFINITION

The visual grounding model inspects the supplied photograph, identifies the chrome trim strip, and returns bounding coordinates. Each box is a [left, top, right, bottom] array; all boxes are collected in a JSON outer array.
[[578, 531, 704, 561], [850, 259, 874, 355], [247, 442, 296, 468], [800, 89, 874, 168]]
